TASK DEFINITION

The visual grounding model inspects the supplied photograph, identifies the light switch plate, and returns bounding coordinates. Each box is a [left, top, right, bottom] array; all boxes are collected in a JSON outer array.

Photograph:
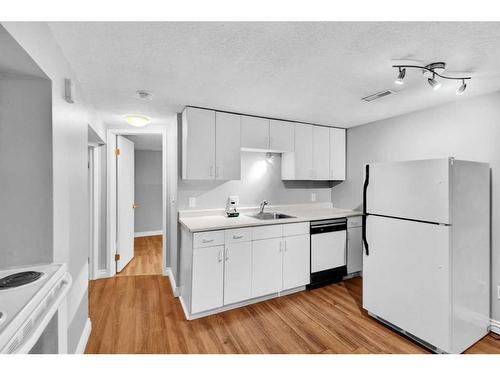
[[310, 193, 316, 202], [497, 285, 500, 300], [188, 197, 196, 208]]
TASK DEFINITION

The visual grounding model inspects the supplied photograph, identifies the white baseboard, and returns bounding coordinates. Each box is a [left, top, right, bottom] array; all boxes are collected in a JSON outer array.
[[491, 319, 500, 335], [165, 267, 179, 297], [75, 318, 92, 354], [134, 230, 163, 238]]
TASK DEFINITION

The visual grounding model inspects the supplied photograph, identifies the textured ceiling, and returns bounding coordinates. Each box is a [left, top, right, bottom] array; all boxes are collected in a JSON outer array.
[[48, 22, 500, 128]]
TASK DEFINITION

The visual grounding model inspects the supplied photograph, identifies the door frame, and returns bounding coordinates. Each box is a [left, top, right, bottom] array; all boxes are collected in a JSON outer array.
[[106, 128, 169, 278], [88, 143, 101, 280]]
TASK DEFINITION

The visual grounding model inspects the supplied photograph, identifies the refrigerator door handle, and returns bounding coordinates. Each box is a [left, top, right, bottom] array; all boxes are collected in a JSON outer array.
[[362, 164, 370, 256]]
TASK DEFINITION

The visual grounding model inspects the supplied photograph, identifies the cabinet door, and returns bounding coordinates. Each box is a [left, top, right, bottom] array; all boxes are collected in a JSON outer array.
[[313, 126, 330, 180], [293, 123, 313, 179], [224, 241, 252, 305], [182, 107, 216, 180], [330, 128, 346, 181], [241, 115, 269, 150], [215, 112, 241, 180], [282, 234, 310, 290], [251, 238, 283, 298], [192, 245, 224, 314], [347, 227, 363, 274], [269, 120, 294, 152]]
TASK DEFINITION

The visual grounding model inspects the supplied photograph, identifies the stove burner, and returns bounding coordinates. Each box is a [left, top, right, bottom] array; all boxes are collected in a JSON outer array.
[[0, 271, 43, 289]]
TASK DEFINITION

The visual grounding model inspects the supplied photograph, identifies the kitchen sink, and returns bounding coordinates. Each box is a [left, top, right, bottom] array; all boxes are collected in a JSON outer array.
[[247, 212, 296, 220]]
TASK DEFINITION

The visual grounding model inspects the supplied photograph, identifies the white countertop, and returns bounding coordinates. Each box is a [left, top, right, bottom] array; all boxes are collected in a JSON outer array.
[[179, 204, 362, 232]]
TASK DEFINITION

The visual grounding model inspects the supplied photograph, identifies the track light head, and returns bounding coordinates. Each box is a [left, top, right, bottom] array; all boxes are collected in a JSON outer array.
[[395, 68, 406, 85], [456, 80, 467, 95], [428, 74, 442, 91]]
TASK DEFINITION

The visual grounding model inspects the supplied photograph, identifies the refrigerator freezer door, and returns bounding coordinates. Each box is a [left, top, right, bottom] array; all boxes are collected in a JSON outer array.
[[366, 158, 450, 224], [363, 215, 451, 352]]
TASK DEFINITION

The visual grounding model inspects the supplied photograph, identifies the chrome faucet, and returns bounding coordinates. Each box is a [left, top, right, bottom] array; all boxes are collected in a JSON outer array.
[[259, 200, 268, 214]]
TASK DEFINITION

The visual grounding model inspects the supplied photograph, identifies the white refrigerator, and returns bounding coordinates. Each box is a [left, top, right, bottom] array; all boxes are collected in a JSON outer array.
[[362, 158, 490, 353]]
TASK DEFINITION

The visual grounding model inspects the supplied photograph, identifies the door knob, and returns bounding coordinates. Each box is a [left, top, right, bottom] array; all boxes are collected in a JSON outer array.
[[132, 203, 139, 209]]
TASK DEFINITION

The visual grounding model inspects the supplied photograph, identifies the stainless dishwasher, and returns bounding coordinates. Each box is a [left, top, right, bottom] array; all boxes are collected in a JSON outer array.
[[307, 218, 347, 289]]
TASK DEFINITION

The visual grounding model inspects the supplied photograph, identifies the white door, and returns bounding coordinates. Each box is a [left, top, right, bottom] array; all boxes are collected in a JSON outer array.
[[240, 115, 269, 150], [282, 235, 310, 290], [182, 107, 216, 179], [215, 112, 241, 180], [251, 238, 283, 298], [293, 123, 313, 179], [192, 245, 224, 313], [116, 135, 135, 272], [363, 215, 451, 351], [329, 128, 345, 180], [312, 126, 330, 180], [347, 227, 362, 274], [366, 158, 450, 224], [224, 242, 252, 305], [269, 120, 294, 152], [311, 231, 346, 272]]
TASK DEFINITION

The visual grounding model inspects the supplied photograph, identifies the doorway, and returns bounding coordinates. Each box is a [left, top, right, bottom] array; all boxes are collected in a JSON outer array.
[[117, 134, 163, 276], [106, 129, 168, 279]]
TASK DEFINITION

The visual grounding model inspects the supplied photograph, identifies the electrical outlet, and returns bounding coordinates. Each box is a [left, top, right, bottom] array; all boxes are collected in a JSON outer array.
[[311, 193, 316, 202], [188, 197, 196, 208]]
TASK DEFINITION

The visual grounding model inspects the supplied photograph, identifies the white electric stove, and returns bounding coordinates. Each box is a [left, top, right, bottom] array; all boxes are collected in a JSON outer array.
[[0, 263, 72, 354]]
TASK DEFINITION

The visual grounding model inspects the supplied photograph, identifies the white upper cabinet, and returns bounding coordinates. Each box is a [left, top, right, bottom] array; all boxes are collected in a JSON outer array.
[[269, 120, 294, 152], [330, 128, 346, 181], [286, 123, 313, 180], [182, 107, 216, 180], [215, 112, 241, 180], [241, 115, 269, 150], [312, 126, 330, 180], [182, 107, 241, 180]]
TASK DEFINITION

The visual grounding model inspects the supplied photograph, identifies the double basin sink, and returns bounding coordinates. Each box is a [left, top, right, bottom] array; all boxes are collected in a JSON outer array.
[[246, 212, 296, 220]]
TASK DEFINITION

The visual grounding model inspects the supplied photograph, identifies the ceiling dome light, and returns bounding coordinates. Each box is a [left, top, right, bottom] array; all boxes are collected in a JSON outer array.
[[456, 80, 467, 95], [428, 74, 442, 91], [126, 115, 151, 127], [395, 68, 406, 85]]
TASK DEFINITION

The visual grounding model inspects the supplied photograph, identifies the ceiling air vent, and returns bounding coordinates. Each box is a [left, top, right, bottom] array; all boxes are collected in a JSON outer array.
[[361, 89, 396, 102]]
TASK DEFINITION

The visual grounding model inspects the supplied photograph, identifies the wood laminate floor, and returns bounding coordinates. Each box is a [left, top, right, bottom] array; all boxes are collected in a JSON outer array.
[[85, 275, 500, 354], [117, 235, 162, 277]]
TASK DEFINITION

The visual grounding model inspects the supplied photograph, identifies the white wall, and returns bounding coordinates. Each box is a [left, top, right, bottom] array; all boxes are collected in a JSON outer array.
[[135, 150, 162, 233], [0, 77, 53, 268], [332, 90, 500, 322], [178, 151, 333, 210], [2, 22, 106, 353]]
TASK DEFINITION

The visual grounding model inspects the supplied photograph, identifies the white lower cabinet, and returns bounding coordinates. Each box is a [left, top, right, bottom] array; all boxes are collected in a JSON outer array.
[[282, 234, 310, 290], [251, 238, 283, 298], [191, 245, 224, 314], [224, 241, 252, 305]]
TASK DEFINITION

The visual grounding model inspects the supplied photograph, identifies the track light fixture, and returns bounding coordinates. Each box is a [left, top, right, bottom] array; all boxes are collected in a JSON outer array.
[[395, 68, 406, 85], [456, 80, 467, 95], [428, 73, 442, 91], [392, 62, 471, 95]]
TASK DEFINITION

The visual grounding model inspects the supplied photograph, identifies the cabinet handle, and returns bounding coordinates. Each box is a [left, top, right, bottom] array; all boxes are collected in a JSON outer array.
[[284, 240, 287, 252], [225, 248, 230, 261], [279, 241, 283, 252], [218, 249, 223, 263], [202, 239, 214, 243], [232, 235, 244, 239]]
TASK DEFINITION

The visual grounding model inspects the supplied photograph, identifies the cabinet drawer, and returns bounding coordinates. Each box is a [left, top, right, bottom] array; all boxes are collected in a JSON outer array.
[[283, 222, 309, 237], [252, 225, 283, 240], [225, 227, 252, 243], [193, 230, 225, 248], [347, 216, 363, 228]]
